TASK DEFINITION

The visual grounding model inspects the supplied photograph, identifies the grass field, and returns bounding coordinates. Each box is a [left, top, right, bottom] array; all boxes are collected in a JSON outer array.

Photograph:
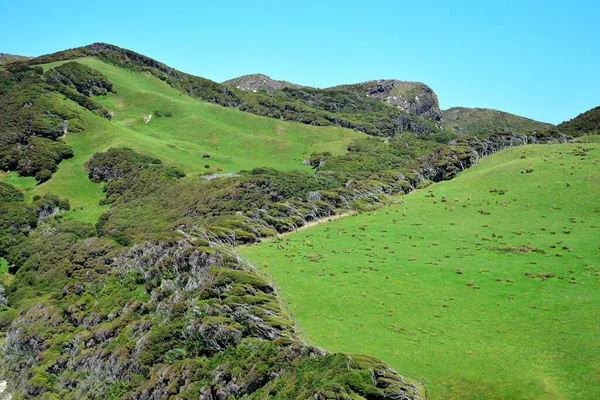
[[0, 258, 8, 275], [240, 143, 600, 399], [3, 58, 364, 222]]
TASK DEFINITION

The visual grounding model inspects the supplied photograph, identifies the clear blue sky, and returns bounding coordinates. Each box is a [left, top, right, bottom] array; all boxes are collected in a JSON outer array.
[[1, 0, 598, 124]]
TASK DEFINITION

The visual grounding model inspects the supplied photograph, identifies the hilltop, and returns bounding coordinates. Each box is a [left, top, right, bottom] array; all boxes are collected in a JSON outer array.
[[223, 73, 305, 92], [442, 107, 556, 136]]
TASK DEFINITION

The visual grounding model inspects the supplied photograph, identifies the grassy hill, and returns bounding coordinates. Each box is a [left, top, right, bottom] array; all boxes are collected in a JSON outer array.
[[3, 57, 365, 222], [442, 107, 555, 136], [240, 142, 600, 399]]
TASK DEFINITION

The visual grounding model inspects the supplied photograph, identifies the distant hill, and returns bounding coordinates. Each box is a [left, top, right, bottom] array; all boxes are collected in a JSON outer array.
[[442, 107, 555, 136], [0, 53, 31, 65], [223, 73, 305, 92], [558, 105, 600, 136], [328, 79, 442, 122]]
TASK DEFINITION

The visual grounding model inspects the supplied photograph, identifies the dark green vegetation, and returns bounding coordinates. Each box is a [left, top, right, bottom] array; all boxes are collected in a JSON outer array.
[[242, 143, 600, 399], [0, 60, 113, 182], [0, 43, 590, 399], [558, 105, 600, 136]]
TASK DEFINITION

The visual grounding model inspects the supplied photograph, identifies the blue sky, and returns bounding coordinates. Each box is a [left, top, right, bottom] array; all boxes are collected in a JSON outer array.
[[1, 0, 598, 124]]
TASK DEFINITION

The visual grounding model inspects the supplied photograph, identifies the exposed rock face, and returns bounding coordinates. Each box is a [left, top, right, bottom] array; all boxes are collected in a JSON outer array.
[[329, 80, 443, 123], [0, 285, 7, 306], [222, 74, 305, 92]]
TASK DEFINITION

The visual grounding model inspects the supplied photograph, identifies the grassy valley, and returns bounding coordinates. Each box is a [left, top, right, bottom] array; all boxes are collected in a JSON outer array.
[[240, 142, 600, 399]]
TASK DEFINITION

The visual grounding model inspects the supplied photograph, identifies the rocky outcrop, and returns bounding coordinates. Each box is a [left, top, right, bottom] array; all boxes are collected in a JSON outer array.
[[329, 80, 443, 123], [223, 74, 305, 92]]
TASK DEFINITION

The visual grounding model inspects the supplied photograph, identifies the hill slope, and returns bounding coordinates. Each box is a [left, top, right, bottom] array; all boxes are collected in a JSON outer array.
[[241, 142, 600, 399], [0, 54, 30, 65], [442, 106, 555, 136], [3, 57, 365, 222]]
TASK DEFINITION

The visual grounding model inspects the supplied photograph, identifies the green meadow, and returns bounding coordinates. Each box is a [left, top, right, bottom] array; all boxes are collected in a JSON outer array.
[[240, 143, 600, 399], [3, 58, 364, 222]]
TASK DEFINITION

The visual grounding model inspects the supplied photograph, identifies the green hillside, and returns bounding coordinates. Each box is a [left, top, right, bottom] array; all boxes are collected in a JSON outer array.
[[3, 57, 364, 222], [241, 143, 600, 399]]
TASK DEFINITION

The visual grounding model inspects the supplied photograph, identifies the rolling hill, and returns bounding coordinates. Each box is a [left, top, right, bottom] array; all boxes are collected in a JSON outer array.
[[0, 43, 592, 399], [241, 142, 600, 399], [442, 106, 556, 136]]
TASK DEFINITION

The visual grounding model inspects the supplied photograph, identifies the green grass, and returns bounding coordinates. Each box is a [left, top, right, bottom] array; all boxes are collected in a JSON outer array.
[[2, 58, 364, 222], [574, 135, 600, 143], [240, 143, 600, 399], [0, 257, 8, 274]]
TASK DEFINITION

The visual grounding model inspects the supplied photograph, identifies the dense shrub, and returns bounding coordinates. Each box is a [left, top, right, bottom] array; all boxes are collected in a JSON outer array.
[[85, 147, 162, 182], [0, 182, 24, 202]]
